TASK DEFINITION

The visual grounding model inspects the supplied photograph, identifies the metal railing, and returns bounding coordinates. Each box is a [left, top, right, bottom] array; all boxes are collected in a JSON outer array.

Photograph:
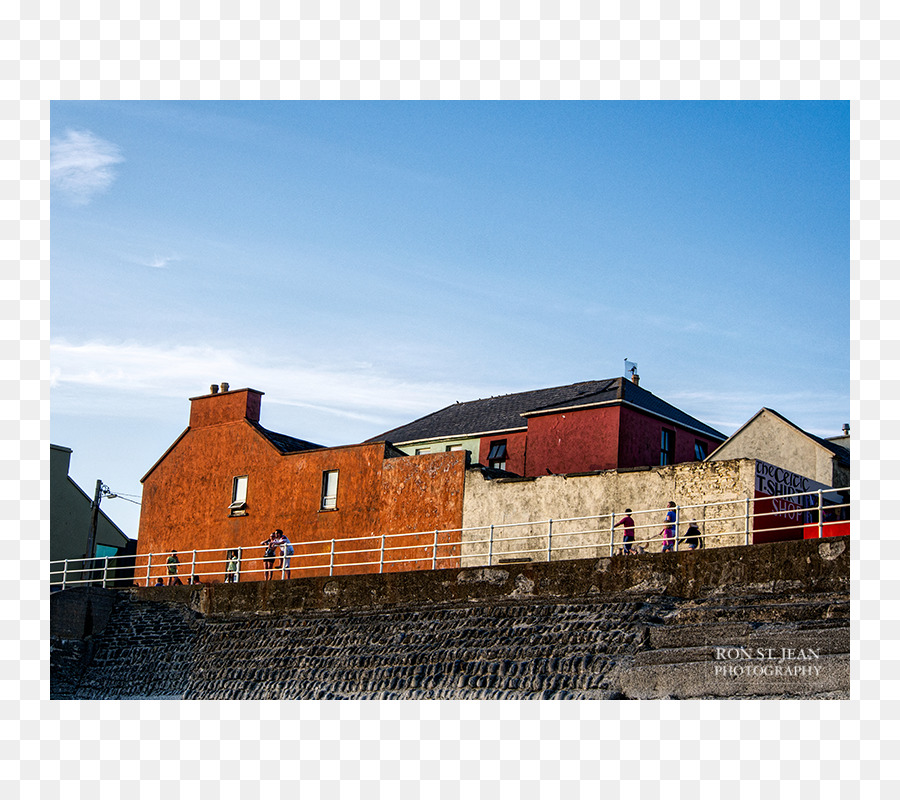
[[49, 487, 850, 590]]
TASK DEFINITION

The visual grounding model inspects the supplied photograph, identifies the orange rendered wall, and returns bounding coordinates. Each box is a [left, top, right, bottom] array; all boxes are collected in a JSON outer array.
[[137, 421, 466, 584]]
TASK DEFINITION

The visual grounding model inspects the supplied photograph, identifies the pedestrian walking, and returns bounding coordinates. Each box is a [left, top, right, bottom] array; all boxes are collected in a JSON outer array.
[[684, 520, 702, 550], [659, 501, 677, 552], [613, 509, 636, 554]]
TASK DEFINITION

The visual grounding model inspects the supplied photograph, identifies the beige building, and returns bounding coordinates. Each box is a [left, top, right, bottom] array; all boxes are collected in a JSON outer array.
[[51, 444, 131, 573], [706, 408, 849, 489]]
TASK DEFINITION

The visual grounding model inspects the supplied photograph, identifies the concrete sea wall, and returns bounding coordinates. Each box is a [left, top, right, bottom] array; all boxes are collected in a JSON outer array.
[[51, 536, 850, 700]]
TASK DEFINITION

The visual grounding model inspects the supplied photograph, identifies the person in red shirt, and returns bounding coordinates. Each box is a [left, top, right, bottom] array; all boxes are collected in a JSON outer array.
[[613, 509, 636, 554]]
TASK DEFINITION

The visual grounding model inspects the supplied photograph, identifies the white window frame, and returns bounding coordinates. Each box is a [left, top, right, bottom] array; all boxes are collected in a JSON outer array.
[[230, 475, 248, 514], [321, 470, 339, 510]]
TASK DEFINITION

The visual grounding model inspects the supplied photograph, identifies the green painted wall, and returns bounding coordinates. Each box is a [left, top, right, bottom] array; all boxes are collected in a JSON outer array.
[[396, 437, 482, 464]]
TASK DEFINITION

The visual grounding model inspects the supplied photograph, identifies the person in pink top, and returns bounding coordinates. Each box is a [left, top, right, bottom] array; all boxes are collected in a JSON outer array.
[[660, 501, 677, 552]]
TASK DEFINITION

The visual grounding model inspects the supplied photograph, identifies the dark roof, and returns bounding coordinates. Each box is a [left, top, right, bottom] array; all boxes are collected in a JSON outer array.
[[368, 378, 726, 444], [250, 421, 324, 454]]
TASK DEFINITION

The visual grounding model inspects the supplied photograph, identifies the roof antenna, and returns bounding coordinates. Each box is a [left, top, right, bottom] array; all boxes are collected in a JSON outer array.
[[624, 359, 639, 385]]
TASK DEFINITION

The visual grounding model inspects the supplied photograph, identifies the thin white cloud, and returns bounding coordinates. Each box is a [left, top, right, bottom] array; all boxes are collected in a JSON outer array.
[[49, 339, 479, 429], [141, 255, 180, 269], [50, 129, 124, 205]]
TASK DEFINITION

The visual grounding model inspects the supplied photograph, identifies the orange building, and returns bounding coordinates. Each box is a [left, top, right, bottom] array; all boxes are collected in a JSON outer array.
[[137, 386, 466, 583]]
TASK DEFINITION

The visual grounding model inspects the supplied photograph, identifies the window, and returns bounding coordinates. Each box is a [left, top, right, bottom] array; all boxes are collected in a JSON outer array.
[[694, 440, 708, 461], [229, 475, 248, 514], [445, 445, 463, 452], [321, 470, 339, 510], [488, 440, 508, 471], [660, 430, 674, 466], [414, 447, 430, 455]]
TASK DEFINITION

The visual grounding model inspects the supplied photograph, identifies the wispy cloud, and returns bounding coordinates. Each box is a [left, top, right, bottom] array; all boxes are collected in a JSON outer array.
[[50, 129, 124, 205], [140, 254, 180, 269], [50, 339, 481, 434]]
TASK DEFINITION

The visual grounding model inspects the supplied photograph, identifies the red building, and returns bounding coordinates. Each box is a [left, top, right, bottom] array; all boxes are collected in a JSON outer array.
[[137, 386, 466, 583], [372, 376, 726, 477]]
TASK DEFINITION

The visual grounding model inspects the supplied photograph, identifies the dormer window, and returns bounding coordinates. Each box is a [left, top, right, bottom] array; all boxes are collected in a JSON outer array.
[[229, 475, 248, 515]]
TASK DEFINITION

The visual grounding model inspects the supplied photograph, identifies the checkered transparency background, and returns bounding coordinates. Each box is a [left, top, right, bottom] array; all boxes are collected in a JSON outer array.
[[4, 1, 894, 795]]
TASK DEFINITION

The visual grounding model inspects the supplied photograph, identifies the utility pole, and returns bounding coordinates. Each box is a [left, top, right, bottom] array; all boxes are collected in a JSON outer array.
[[86, 479, 108, 583]]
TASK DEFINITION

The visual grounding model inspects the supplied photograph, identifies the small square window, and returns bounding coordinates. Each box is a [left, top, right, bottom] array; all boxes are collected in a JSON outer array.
[[694, 440, 708, 460], [229, 475, 248, 514], [445, 445, 463, 452], [415, 447, 430, 455], [321, 470, 338, 510], [488, 440, 508, 471]]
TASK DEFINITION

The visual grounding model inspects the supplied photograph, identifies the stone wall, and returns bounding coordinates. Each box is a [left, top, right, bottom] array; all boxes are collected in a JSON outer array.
[[460, 459, 758, 564], [51, 536, 850, 700]]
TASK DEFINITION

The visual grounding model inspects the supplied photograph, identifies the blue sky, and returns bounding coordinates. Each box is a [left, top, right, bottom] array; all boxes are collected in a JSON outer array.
[[50, 101, 849, 538]]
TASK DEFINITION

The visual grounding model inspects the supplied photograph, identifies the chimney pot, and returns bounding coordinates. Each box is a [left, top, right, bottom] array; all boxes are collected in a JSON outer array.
[[221, 382, 230, 392], [842, 423, 849, 435], [210, 384, 219, 394], [631, 373, 640, 386]]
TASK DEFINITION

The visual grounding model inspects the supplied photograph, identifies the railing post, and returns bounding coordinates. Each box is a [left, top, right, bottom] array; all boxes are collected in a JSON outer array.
[[432, 530, 438, 570], [102, 556, 110, 588], [329, 539, 335, 576], [488, 524, 494, 566], [237, 547, 242, 583], [745, 498, 751, 545], [547, 519, 553, 562], [609, 514, 615, 557], [674, 505, 680, 551], [818, 489, 824, 537], [145, 553, 152, 587], [379, 533, 385, 573], [62, 559, 68, 591]]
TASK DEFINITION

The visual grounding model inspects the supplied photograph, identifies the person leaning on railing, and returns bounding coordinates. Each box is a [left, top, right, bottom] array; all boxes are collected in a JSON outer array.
[[260, 533, 278, 581], [273, 530, 294, 579]]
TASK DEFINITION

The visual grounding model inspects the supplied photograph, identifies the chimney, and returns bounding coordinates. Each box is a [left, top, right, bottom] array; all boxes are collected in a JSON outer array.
[[210, 384, 219, 394], [189, 387, 264, 428], [842, 423, 849, 435], [631, 372, 640, 386], [221, 382, 230, 392]]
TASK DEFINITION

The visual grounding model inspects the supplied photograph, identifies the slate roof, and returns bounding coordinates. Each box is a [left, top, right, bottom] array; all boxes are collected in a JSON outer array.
[[250, 421, 324, 454], [368, 378, 726, 445]]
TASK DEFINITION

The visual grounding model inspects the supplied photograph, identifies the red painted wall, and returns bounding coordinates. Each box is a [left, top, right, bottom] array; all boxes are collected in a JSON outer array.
[[523, 406, 621, 476], [138, 391, 466, 583], [616, 405, 719, 470], [522, 404, 722, 476], [477, 430, 528, 474]]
